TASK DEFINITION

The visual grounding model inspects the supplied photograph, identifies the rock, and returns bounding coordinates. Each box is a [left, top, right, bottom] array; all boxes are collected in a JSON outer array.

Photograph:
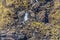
[[29, 10, 35, 17], [18, 11, 25, 17]]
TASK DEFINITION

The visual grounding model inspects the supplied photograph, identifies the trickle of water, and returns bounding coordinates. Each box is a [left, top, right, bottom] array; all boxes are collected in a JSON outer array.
[[21, 12, 29, 25], [24, 12, 29, 22], [35, 0, 38, 2]]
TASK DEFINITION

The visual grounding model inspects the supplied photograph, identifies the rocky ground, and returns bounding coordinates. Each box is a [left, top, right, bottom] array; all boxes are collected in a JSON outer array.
[[0, 0, 60, 40]]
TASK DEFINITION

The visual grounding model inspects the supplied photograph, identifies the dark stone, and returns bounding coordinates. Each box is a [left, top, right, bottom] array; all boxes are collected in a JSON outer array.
[[0, 34, 7, 37], [23, 35, 27, 40], [18, 35, 27, 40], [32, 6, 40, 13], [42, 10, 49, 23], [45, 0, 52, 2], [13, 16, 18, 19]]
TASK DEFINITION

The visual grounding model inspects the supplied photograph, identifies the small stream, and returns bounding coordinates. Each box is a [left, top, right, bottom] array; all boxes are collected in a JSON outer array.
[[24, 12, 29, 22]]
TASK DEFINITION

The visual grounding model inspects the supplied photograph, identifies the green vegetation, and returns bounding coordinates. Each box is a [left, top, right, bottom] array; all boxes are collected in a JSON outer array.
[[0, 2, 14, 29]]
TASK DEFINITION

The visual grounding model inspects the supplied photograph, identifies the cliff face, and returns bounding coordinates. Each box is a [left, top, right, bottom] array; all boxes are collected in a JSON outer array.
[[0, 0, 60, 40]]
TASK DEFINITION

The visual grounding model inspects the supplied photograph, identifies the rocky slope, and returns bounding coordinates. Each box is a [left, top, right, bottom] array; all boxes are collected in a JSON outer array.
[[0, 0, 60, 40]]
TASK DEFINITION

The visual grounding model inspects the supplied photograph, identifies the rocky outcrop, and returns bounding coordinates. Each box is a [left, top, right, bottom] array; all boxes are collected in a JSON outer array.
[[0, 0, 60, 40]]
